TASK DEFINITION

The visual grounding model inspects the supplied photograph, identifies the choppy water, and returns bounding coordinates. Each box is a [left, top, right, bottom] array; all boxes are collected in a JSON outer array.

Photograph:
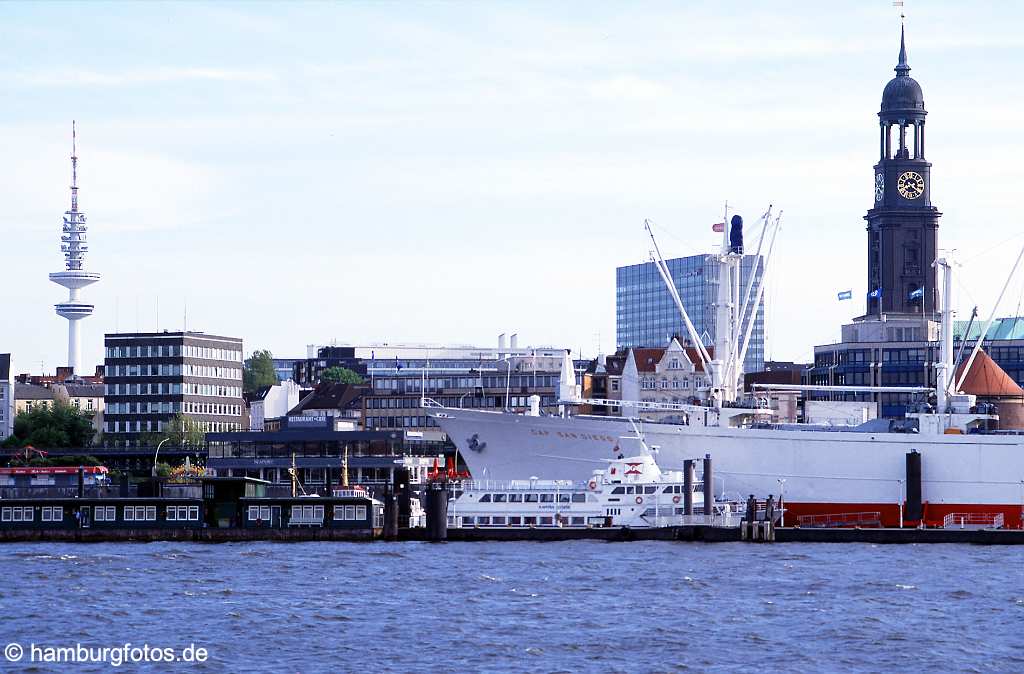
[[0, 541, 1022, 672]]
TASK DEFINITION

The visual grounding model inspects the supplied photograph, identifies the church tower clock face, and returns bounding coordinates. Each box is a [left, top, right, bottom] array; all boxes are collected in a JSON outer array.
[[897, 171, 924, 199], [875, 173, 884, 202]]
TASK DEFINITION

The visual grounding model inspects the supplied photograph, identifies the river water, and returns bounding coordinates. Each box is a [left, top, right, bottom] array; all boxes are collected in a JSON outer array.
[[0, 541, 1022, 672]]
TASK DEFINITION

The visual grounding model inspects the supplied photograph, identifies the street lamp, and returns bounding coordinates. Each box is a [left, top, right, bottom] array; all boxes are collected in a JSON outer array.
[[152, 438, 169, 477]]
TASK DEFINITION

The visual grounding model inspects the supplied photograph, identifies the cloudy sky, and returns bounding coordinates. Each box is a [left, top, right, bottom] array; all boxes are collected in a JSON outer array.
[[2, 1, 1023, 374]]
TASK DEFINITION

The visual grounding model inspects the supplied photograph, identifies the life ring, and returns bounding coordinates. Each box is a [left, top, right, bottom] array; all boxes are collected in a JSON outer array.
[[588, 480, 597, 491], [672, 495, 681, 504], [635, 496, 643, 505]]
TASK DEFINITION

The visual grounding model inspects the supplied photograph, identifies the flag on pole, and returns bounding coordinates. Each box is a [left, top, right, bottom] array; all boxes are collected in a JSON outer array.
[[837, 290, 853, 301], [712, 222, 725, 233], [868, 288, 883, 299], [909, 286, 924, 300]]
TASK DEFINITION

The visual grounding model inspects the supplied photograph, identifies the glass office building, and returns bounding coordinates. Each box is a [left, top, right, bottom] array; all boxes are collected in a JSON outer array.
[[616, 254, 766, 375]]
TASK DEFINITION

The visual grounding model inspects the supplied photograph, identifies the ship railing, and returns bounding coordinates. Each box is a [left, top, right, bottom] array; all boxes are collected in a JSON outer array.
[[942, 512, 1005, 530], [453, 479, 585, 492], [796, 511, 882, 528]]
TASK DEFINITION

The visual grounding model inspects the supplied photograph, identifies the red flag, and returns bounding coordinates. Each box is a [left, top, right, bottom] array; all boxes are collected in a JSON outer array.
[[712, 222, 725, 233]]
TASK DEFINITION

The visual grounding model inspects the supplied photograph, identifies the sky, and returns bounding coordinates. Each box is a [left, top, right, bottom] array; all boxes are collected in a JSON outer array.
[[2, 1, 1024, 375]]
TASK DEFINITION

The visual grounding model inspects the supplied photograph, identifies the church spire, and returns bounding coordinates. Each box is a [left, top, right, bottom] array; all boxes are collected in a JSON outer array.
[[895, 19, 910, 76]]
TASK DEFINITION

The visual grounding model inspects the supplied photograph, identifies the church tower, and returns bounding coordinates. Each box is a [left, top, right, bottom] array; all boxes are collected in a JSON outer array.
[[864, 24, 940, 317]]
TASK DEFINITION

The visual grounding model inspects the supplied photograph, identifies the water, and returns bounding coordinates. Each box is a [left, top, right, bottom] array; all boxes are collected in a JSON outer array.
[[0, 541, 1022, 673]]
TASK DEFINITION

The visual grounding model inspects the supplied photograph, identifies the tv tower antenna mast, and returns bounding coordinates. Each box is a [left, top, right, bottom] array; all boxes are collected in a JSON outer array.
[[49, 121, 101, 375]]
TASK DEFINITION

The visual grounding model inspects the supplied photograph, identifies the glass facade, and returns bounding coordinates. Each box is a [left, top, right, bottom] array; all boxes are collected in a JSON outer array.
[[616, 254, 766, 375]]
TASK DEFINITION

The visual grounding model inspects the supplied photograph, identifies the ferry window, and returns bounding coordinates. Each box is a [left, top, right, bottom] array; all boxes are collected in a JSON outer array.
[[662, 487, 673, 494], [540, 517, 553, 526], [104, 506, 115, 521], [1, 508, 10, 522], [42, 507, 52, 522], [524, 494, 538, 503], [524, 516, 537, 525], [342, 506, 353, 520], [188, 506, 199, 521], [571, 516, 585, 525], [675, 507, 685, 515], [146, 507, 157, 521], [644, 486, 657, 495], [479, 517, 491, 525], [611, 487, 625, 495], [463, 517, 475, 526], [12, 508, 22, 522], [493, 494, 507, 503], [356, 506, 367, 520], [333, 508, 345, 521], [51, 508, 63, 522], [170, 508, 179, 521], [571, 494, 586, 503], [540, 494, 554, 503], [508, 494, 523, 503], [557, 494, 570, 503], [625, 486, 635, 495], [479, 494, 492, 503], [492, 516, 506, 525], [508, 517, 522, 526], [124, 507, 134, 521], [260, 506, 271, 521]]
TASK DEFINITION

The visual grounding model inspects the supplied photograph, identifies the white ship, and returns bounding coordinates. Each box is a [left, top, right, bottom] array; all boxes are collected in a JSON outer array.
[[447, 431, 735, 529], [430, 205, 1024, 530]]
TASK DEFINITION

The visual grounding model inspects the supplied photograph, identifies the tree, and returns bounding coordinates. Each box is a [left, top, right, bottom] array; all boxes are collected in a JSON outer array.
[[244, 349, 279, 394], [321, 366, 363, 385], [7, 403, 95, 449], [160, 414, 206, 447]]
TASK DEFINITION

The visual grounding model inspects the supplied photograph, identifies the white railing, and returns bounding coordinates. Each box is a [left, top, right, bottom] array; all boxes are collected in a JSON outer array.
[[942, 512, 1005, 529]]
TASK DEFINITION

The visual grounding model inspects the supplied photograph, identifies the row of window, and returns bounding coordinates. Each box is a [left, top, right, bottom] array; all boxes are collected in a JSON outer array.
[[2, 507, 48, 522], [107, 401, 241, 416], [106, 382, 241, 399], [641, 377, 697, 390], [460, 515, 586, 527], [105, 419, 242, 434], [365, 416, 439, 429], [106, 363, 241, 381], [372, 375, 557, 392], [106, 344, 242, 361], [478, 493, 588, 503], [247, 504, 369, 523]]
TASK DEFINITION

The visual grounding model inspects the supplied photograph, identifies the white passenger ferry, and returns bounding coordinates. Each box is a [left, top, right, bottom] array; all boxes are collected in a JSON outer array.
[[448, 452, 736, 529]]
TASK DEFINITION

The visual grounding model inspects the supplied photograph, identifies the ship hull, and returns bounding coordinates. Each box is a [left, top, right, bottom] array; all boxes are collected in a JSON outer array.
[[435, 409, 1024, 528]]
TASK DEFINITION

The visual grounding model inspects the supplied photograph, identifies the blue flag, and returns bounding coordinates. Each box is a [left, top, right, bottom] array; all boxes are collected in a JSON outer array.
[[868, 288, 883, 299], [909, 287, 924, 300], [837, 290, 853, 301]]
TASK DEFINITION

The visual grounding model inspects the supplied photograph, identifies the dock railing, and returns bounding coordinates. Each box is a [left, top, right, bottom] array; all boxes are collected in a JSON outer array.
[[942, 512, 1005, 530], [796, 511, 883, 528]]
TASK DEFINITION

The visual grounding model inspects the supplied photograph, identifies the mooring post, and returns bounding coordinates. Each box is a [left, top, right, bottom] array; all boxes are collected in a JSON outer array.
[[702, 454, 713, 524], [683, 459, 694, 516]]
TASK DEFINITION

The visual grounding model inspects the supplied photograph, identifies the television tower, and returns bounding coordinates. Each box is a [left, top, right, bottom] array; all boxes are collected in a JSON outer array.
[[49, 122, 100, 375]]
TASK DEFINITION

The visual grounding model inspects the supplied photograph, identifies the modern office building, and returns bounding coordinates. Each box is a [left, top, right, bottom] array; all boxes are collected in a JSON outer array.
[[103, 331, 244, 446], [616, 253, 765, 375], [0, 355, 12, 441], [806, 318, 1024, 418], [271, 358, 301, 383]]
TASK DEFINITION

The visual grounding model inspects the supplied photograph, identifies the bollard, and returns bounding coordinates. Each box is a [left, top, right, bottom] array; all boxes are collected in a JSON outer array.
[[683, 459, 694, 516], [426, 483, 448, 542], [382, 486, 399, 541], [905, 450, 922, 522], [702, 454, 713, 523]]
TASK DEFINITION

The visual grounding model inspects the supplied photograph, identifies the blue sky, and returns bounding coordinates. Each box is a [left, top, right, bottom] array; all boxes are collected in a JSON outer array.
[[3, 1, 1024, 374]]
